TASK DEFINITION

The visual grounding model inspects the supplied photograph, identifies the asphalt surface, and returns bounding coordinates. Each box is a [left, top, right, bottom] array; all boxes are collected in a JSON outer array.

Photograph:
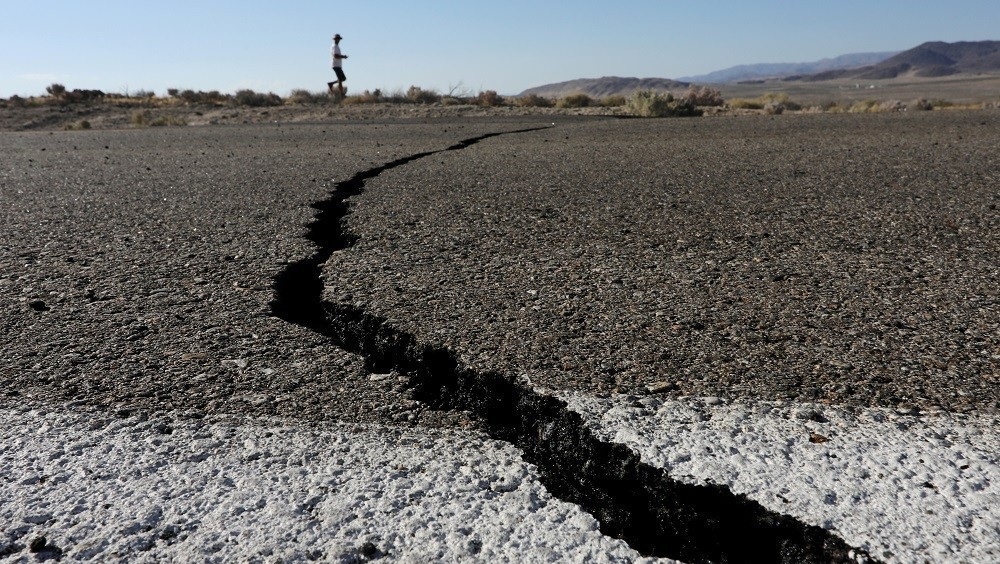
[[3, 111, 999, 562], [6, 112, 997, 421], [325, 111, 1000, 414], [1, 119, 546, 426]]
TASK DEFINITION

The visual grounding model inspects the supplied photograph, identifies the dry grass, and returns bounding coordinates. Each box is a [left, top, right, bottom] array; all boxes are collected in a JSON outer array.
[[4, 77, 997, 132], [625, 90, 702, 117], [62, 120, 91, 131], [130, 110, 187, 127], [514, 94, 554, 108], [556, 93, 593, 108]]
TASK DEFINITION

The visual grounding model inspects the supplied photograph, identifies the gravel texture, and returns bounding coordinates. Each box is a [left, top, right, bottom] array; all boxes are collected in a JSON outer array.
[[564, 393, 1000, 564], [0, 403, 667, 563], [323, 111, 1000, 414], [3, 111, 999, 562], [1, 120, 545, 426]]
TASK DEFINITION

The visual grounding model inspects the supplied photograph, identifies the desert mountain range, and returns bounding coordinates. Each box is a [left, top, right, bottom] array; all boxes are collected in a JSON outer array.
[[519, 77, 691, 99], [678, 52, 899, 84], [789, 40, 1000, 81], [520, 40, 1000, 97]]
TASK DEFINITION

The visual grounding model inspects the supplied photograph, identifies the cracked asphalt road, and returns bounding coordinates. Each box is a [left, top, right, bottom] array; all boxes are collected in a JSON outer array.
[[324, 111, 1000, 415], [1, 119, 551, 426], [3, 111, 999, 562], [7, 112, 996, 424]]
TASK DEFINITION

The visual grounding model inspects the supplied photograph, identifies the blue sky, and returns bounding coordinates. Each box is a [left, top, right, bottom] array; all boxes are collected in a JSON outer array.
[[1, 0, 997, 98]]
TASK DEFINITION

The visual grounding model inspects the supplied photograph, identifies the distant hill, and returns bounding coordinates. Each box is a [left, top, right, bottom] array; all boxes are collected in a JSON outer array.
[[519, 77, 690, 98], [788, 40, 1000, 81], [678, 52, 898, 84], [519, 42, 1000, 98]]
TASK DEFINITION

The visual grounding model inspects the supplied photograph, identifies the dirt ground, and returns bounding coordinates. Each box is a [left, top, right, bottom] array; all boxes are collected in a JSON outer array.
[[3, 73, 999, 132], [0, 101, 625, 132]]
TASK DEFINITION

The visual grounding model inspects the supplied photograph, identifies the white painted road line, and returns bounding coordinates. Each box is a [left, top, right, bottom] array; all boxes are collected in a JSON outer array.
[[563, 394, 1000, 563], [0, 405, 673, 563]]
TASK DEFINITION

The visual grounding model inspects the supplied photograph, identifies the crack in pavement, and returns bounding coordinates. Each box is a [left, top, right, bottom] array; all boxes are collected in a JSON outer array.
[[270, 127, 876, 563]]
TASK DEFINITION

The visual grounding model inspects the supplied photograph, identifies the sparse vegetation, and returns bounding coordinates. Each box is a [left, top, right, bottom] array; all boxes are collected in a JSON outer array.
[[130, 111, 150, 126], [130, 110, 186, 127], [406, 85, 441, 104], [46, 83, 67, 98], [728, 92, 801, 113], [1, 83, 982, 118], [233, 89, 282, 107], [684, 86, 725, 107], [598, 95, 627, 107], [625, 90, 702, 117], [514, 94, 554, 108], [343, 89, 384, 104], [848, 99, 880, 113], [476, 90, 504, 107], [287, 89, 325, 105], [4, 77, 996, 131], [170, 89, 227, 105], [556, 93, 593, 108], [63, 120, 91, 131]]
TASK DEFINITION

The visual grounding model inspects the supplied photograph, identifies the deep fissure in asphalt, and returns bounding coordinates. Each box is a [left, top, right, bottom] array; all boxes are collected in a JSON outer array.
[[270, 127, 873, 563]]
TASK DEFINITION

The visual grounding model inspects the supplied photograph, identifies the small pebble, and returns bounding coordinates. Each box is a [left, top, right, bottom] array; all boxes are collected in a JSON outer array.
[[360, 541, 379, 558], [29, 536, 47, 553], [645, 381, 676, 394]]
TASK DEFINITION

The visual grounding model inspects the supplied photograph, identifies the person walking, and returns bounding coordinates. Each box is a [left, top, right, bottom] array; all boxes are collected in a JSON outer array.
[[328, 34, 348, 96]]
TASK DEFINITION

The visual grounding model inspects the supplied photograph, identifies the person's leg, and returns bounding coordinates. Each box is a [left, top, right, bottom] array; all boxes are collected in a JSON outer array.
[[335, 68, 347, 95]]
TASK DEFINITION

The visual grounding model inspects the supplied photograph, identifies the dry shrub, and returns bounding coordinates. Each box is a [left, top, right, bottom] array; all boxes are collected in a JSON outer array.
[[150, 115, 187, 126], [627, 90, 671, 116], [131, 111, 150, 126], [878, 100, 905, 112], [287, 89, 324, 105], [63, 120, 91, 130], [406, 85, 441, 104], [760, 93, 800, 113], [599, 95, 626, 107], [729, 92, 802, 112], [684, 86, 724, 107], [928, 98, 954, 109], [343, 89, 385, 105], [727, 98, 764, 110], [131, 111, 186, 127], [557, 93, 593, 108], [764, 102, 784, 115], [848, 100, 879, 113], [844, 99, 919, 113], [626, 90, 702, 117], [476, 90, 504, 107], [173, 89, 227, 105], [515, 94, 553, 108], [233, 89, 282, 107], [819, 101, 842, 113]]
